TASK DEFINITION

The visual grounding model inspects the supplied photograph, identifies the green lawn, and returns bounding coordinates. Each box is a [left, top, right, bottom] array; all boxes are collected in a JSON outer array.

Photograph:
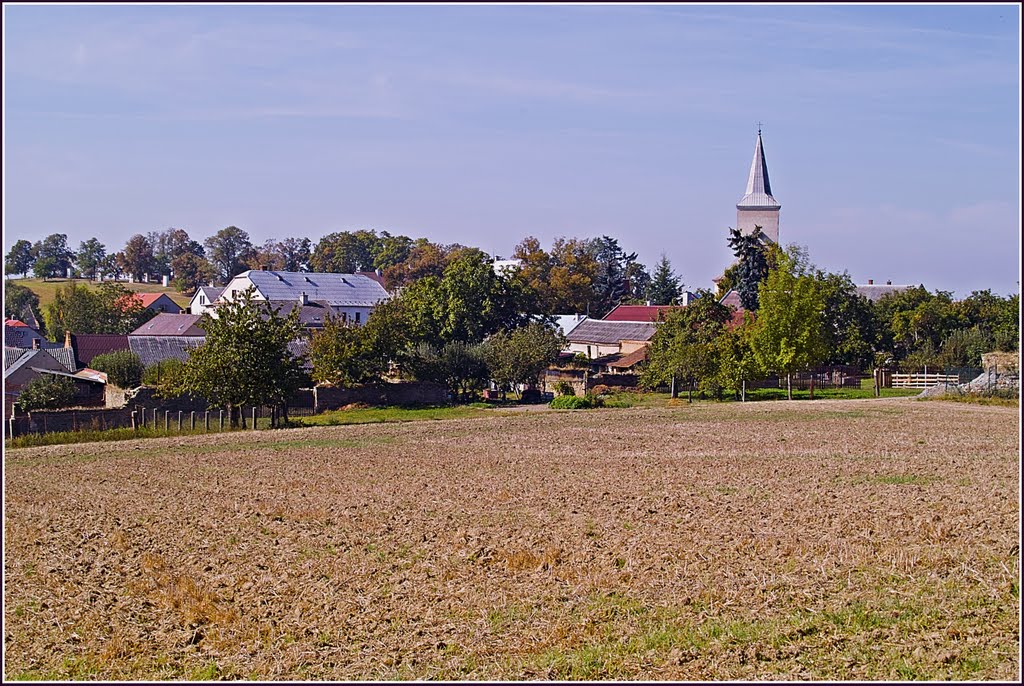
[[10, 277, 191, 311]]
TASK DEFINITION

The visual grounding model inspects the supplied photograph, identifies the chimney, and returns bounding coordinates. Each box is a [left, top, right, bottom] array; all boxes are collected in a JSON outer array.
[[867, 279, 873, 285], [32, 338, 40, 350], [299, 292, 308, 306], [886, 280, 892, 285], [162, 275, 169, 287], [65, 331, 72, 349]]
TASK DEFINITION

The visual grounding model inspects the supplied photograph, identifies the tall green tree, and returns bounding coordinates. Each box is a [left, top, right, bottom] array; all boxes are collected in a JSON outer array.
[[75, 238, 107, 280], [172, 289, 305, 426], [5, 239, 35, 277], [641, 289, 731, 400], [591, 235, 639, 316], [872, 286, 961, 369], [17, 374, 77, 411], [406, 341, 489, 400], [817, 270, 876, 370], [44, 282, 150, 341], [170, 253, 217, 293], [91, 350, 144, 389], [750, 247, 828, 399], [714, 315, 762, 401], [645, 254, 682, 305], [311, 230, 382, 273], [484, 323, 566, 398], [204, 226, 256, 283], [122, 234, 156, 281], [4, 281, 40, 321], [32, 234, 75, 279], [726, 226, 769, 310]]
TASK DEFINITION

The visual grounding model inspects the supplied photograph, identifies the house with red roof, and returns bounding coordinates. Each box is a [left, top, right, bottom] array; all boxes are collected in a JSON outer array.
[[127, 293, 183, 314]]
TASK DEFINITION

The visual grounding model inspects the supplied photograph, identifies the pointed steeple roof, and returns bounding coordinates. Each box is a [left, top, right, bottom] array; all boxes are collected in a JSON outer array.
[[737, 131, 780, 209]]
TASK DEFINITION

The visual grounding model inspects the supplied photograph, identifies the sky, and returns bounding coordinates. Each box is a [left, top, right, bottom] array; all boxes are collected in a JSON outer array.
[[3, 3, 1021, 297]]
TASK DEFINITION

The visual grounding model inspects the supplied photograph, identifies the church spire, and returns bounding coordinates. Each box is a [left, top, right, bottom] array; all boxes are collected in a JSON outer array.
[[737, 130, 780, 209]]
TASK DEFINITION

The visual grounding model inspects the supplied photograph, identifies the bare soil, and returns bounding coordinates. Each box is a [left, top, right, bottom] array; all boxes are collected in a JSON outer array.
[[3, 398, 1020, 680]]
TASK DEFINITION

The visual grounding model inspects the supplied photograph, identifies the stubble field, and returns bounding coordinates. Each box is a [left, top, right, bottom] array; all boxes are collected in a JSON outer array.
[[3, 398, 1020, 680]]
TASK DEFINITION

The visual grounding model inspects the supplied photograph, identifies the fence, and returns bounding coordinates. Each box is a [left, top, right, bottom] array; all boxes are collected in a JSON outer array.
[[891, 372, 961, 389]]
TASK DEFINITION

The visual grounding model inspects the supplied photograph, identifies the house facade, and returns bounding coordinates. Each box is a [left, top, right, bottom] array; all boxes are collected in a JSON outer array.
[[189, 286, 224, 316], [128, 313, 206, 368], [566, 320, 658, 359]]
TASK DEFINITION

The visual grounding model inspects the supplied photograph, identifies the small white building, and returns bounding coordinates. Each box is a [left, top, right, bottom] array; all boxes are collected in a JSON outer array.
[[189, 286, 225, 316]]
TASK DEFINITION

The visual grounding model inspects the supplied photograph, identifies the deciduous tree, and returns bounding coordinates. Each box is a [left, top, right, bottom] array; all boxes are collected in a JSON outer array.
[[5, 240, 35, 277], [204, 226, 256, 283]]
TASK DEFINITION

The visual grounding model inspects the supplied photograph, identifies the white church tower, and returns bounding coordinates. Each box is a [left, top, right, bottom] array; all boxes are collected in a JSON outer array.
[[736, 129, 780, 243]]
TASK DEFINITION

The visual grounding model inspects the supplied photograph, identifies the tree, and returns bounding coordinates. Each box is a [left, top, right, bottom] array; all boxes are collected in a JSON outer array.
[[170, 288, 305, 426], [548, 237, 599, 314], [5, 239, 35, 277], [276, 237, 313, 272], [91, 350, 144, 389], [103, 252, 126, 281], [646, 254, 682, 305], [817, 270, 876, 370], [122, 234, 156, 281], [44, 282, 151, 341], [484, 323, 565, 398], [714, 314, 762, 401], [311, 230, 381, 273], [17, 374, 77, 411], [373, 232, 412, 272], [641, 289, 731, 400], [940, 326, 992, 368], [727, 226, 770, 310], [381, 238, 448, 290], [32, 234, 75, 279], [4, 281, 40, 321], [872, 286, 961, 369], [590, 236, 640, 316], [248, 239, 286, 272], [750, 247, 828, 399], [75, 238, 107, 280], [170, 253, 217, 293], [308, 316, 381, 387], [148, 228, 205, 279], [406, 341, 490, 400], [204, 226, 256, 283]]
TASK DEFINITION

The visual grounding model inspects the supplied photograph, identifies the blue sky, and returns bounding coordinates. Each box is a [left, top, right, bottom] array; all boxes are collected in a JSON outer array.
[[3, 4, 1020, 297]]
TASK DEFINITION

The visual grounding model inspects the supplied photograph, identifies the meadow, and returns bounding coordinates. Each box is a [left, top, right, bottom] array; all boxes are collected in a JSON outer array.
[[3, 398, 1019, 680], [11, 277, 191, 311]]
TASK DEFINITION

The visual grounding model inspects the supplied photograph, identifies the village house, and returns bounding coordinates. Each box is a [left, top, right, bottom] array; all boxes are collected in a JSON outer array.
[[69, 334, 130, 368], [855, 279, 914, 302], [188, 286, 224, 316], [128, 313, 206, 368], [566, 319, 658, 360], [127, 293, 183, 314], [215, 270, 390, 325]]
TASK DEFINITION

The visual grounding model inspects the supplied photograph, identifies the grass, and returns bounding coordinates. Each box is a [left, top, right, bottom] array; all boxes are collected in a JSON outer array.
[[742, 386, 919, 401], [11, 277, 191, 310], [287, 404, 495, 427], [922, 394, 1019, 407]]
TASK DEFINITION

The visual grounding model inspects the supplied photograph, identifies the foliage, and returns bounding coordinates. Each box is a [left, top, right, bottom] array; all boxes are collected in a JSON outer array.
[[74, 238, 107, 280], [817, 270, 876, 369], [550, 394, 599, 409], [142, 357, 185, 391], [311, 229, 383, 273], [591, 235, 641, 316], [169, 289, 305, 425], [4, 281, 40, 320], [554, 381, 576, 397], [872, 286, 960, 368], [122, 234, 156, 281], [750, 247, 828, 399], [405, 341, 490, 399], [44, 281, 151, 341], [713, 314, 762, 397], [641, 288, 731, 397], [171, 253, 217, 293], [727, 226, 769, 310], [204, 226, 256, 283], [17, 374, 77, 411], [939, 326, 992, 368], [483, 323, 566, 397], [91, 350, 144, 389], [5, 239, 36, 277], [646, 254, 682, 305], [309, 315, 383, 387]]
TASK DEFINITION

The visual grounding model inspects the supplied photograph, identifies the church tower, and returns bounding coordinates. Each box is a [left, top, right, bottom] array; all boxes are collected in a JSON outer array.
[[736, 130, 780, 243]]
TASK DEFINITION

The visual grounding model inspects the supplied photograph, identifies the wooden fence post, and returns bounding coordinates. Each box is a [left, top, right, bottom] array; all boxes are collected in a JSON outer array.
[[131, 411, 137, 431], [205, 411, 209, 431], [190, 411, 196, 431], [152, 408, 157, 427], [177, 411, 183, 432], [219, 410, 224, 431], [165, 410, 170, 431], [252, 407, 257, 430]]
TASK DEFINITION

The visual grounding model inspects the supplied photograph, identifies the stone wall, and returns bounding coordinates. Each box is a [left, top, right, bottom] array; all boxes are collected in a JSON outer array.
[[981, 351, 1019, 373], [313, 382, 448, 412], [9, 407, 134, 436]]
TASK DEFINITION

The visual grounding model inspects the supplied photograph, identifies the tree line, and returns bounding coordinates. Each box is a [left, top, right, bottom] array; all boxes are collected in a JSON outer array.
[[5, 227, 689, 316]]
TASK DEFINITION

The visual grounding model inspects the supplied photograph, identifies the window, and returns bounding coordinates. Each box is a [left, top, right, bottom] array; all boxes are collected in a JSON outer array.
[[199, 295, 205, 305], [355, 312, 361, 324]]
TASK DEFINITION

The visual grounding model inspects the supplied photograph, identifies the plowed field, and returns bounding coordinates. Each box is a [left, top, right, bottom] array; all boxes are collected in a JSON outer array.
[[4, 399, 1020, 680]]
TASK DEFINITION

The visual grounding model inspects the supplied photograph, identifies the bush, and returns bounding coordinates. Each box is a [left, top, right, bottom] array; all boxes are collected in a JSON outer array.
[[550, 394, 603, 409], [590, 384, 611, 396], [17, 374, 77, 411], [142, 358, 185, 387], [554, 381, 576, 397], [91, 350, 144, 389]]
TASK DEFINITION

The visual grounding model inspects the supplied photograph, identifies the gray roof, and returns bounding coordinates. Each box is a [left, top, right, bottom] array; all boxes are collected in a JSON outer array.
[[3, 347, 75, 377], [196, 286, 225, 302], [130, 313, 206, 337], [567, 319, 657, 345], [241, 270, 390, 307], [856, 284, 914, 302], [260, 301, 331, 328], [737, 132, 780, 209], [129, 336, 204, 368], [4, 346, 28, 370]]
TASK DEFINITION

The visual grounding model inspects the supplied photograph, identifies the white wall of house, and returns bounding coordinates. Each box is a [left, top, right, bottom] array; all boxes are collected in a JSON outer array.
[[567, 341, 621, 359]]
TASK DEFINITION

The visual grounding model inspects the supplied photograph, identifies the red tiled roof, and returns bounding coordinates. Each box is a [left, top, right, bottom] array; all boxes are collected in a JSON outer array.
[[602, 305, 683, 322], [4, 319, 28, 327], [607, 347, 648, 369]]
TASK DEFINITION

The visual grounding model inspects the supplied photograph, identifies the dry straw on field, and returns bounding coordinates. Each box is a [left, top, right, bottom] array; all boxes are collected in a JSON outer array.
[[3, 398, 1020, 680]]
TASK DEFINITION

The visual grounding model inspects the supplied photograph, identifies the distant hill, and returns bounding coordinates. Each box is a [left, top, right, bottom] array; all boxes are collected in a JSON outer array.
[[9, 278, 192, 313]]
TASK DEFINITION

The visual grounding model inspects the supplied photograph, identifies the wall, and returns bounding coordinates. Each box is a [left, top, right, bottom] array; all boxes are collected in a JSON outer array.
[[9, 407, 134, 436], [736, 207, 780, 243], [981, 351, 1019, 373], [313, 382, 447, 411]]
